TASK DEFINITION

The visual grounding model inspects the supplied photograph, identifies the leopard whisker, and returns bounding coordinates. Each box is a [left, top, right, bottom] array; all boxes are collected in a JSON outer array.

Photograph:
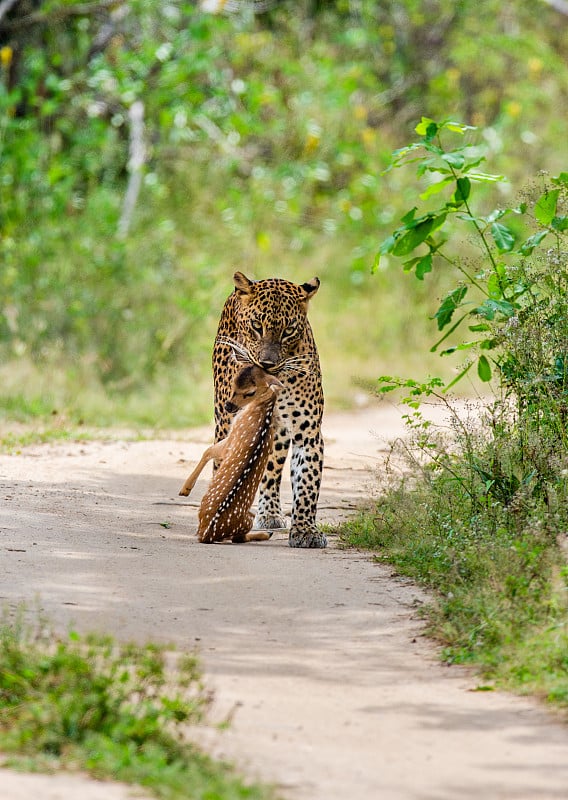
[[279, 364, 307, 376], [274, 354, 316, 375], [215, 336, 261, 367]]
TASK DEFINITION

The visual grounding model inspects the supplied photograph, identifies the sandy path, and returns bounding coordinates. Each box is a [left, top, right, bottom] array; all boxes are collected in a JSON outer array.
[[2, 406, 568, 799]]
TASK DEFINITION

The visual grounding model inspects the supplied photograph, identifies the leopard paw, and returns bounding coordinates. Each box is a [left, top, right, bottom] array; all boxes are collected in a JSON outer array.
[[253, 512, 288, 531], [289, 527, 328, 549]]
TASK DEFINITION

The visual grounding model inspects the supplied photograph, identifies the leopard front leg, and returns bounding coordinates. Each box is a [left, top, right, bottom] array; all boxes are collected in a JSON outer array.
[[253, 421, 290, 530], [289, 427, 326, 549]]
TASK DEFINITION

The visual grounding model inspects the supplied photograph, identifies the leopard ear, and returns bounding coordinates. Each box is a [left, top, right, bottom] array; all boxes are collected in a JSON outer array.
[[300, 277, 320, 300], [233, 272, 255, 297], [266, 374, 284, 391]]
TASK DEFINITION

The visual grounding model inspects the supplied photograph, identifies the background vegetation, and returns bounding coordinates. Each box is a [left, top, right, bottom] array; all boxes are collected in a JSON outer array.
[[1, 0, 568, 428], [341, 118, 568, 709]]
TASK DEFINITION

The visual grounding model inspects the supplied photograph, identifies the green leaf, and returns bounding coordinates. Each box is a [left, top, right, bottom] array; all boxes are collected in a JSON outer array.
[[467, 171, 506, 183], [452, 177, 471, 205], [473, 299, 515, 320], [400, 207, 418, 224], [441, 341, 479, 355], [487, 271, 505, 298], [415, 117, 433, 135], [444, 121, 476, 134], [518, 230, 547, 255], [402, 254, 434, 279], [477, 355, 492, 382], [443, 361, 473, 392], [491, 222, 515, 253], [420, 142, 444, 157], [419, 177, 454, 200], [415, 117, 438, 139], [402, 256, 420, 273], [461, 156, 486, 172], [430, 312, 469, 352], [375, 234, 397, 267], [456, 212, 484, 224], [485, 208, 506, 224], [415, 254, 433, 279], [551, 172, 568, 186], [433, 286, 468, 331], [441, 151, 465, 169], [534, 188, 560, 225], [552, 216, 568, 232], [392, 218, 434, 256], [391, 145, 412, 160]]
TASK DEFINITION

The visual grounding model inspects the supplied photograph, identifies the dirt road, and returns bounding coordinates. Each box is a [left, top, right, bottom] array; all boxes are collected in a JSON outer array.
[[2, 406, 568, 800]]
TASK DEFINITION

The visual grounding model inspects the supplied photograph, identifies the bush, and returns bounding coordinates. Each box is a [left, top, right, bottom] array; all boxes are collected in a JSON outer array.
[[341, 120, 568, 705], [0, 612, 274, 799]]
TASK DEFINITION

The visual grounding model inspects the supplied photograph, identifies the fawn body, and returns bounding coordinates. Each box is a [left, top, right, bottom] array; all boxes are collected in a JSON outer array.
[[179, 365, 283, 543]]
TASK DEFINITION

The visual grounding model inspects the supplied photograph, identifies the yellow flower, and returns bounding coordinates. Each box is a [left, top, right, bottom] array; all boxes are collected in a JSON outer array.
[[353, 105, 367, 122], [304, 132, 320, 154], [505, 101, 522, 118], [361, 128, 377, 150], [256, 231, 271, 251], [528, 57, 543, 77], [0, 46, 12, 68]]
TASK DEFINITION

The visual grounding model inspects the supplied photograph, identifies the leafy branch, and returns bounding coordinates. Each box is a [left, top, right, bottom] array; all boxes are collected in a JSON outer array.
[[377, 117, 568, 388]]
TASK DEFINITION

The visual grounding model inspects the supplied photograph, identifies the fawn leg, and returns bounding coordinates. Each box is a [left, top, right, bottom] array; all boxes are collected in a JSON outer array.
[[232, 513, 270, 543], [243, 531, 271, 542], [179, 439, 228, 497]]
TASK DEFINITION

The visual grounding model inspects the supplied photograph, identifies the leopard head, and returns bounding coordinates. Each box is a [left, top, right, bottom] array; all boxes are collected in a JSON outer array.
[[230, 271, 319, 374]]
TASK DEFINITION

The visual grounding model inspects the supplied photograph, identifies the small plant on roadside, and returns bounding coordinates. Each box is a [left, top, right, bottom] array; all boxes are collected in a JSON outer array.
[[377, 117, 568, 388], [0, 611, 274, 799]]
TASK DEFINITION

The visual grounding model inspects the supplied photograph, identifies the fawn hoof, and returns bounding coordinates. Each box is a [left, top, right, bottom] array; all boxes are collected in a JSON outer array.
[[240, 530, 272, 543], [289, 527, 328, 549]]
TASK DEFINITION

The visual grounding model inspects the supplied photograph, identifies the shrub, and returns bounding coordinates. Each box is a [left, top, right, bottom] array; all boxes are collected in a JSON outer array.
[[341, 120, 568, 704]]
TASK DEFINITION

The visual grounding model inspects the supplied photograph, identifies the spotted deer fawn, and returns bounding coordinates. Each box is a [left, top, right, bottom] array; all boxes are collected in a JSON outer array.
[[179, 365, 284, 543]]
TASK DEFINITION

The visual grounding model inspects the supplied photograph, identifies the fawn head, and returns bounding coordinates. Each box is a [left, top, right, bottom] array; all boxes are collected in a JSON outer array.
[[225, 365, 284, 414]]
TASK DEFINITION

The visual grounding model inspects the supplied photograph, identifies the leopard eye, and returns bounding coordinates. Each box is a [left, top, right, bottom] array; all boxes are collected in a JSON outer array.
[[282, 323, 297, 338], [250, 319, 263, 334]]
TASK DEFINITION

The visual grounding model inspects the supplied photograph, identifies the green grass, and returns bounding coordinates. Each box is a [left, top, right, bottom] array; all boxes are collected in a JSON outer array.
[[0, 356, 216, 432], [0, 612, 276, 800], [0, 234, 453, 433], [338, 470, 568, 710], [0, 427, 79, 452]]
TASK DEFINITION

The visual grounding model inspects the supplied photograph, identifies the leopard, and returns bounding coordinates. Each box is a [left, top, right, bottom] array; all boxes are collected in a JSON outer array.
[[179, 364, 283, 544], [212, 271, 327, 549]]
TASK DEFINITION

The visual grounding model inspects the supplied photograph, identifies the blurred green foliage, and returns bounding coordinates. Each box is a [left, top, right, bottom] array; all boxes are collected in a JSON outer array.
[[1, 0, 568, 425], [0, 612, 274, 798]]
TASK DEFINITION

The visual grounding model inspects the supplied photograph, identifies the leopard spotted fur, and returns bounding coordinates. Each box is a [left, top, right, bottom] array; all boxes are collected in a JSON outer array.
[[212, 272, 326, 549]]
